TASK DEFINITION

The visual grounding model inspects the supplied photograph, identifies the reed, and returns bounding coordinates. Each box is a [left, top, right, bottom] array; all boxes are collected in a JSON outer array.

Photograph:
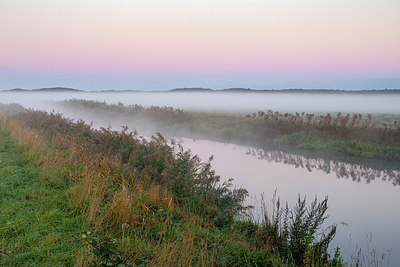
[[58, 99, 400, 161]]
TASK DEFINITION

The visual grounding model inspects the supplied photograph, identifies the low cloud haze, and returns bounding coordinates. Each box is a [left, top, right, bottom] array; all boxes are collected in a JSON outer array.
[[1, 72, 400, 91], [1, 91, 400, 115]]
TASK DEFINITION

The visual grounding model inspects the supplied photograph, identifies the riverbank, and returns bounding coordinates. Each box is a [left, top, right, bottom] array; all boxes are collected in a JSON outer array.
[[0, 109, 341, 265]]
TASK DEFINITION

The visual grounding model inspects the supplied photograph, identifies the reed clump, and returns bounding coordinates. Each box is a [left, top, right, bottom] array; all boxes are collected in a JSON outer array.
[[249, 110, 400, 147]]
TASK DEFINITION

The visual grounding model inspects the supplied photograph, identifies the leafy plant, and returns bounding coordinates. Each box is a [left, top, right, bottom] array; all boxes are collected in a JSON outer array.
[[80, 231, 132, 266], [255, 195, 337, 266], [329, 247, 344, 266]]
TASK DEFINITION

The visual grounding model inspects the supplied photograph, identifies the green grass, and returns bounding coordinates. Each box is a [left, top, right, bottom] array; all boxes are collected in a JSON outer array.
[[371, 113, 400, 125], [333, 140, 400, 160], [273, 132, 400, 161], [0, 126, 84, 265], [273, 133, 329, 151]]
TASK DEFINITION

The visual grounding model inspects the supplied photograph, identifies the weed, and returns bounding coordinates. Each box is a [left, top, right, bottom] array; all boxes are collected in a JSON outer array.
[[79, 231, 132, 266]]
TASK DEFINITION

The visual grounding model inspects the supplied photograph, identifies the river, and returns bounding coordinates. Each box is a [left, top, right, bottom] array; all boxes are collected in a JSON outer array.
[[177, 138, 399, 266]]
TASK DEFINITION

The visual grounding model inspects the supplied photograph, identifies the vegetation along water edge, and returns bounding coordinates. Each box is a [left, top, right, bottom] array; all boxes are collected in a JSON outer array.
[[0, 105, 343, 265], [58, 99, 400, 163]]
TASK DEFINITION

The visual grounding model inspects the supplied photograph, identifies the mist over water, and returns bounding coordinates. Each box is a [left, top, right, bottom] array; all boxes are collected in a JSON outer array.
[[1, 91, 400, 114]]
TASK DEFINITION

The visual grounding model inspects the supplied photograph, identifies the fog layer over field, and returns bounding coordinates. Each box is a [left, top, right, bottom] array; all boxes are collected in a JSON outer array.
[[1, 91, 400, 114]]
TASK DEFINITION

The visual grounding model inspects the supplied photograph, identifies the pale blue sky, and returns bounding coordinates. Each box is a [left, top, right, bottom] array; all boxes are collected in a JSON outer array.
[[1, 0, 399, 90]]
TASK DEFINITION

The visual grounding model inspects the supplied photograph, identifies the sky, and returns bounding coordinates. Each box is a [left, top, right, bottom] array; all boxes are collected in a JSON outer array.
[[1, 0, 399, 90]]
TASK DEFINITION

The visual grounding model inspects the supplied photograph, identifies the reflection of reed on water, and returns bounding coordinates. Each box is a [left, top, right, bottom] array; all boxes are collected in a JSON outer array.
[[245, 147, 400, 186]]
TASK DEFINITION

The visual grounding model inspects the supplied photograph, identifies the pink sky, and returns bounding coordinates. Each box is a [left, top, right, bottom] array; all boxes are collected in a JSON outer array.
[[1, 0, 399, 89]]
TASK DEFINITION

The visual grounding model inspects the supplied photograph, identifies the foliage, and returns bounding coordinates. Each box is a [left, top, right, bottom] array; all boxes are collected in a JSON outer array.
[[329, 247, 344, 266], [255, 196, 337, 265], [79, 231, 133, 266], [8, 109, 250, 219]]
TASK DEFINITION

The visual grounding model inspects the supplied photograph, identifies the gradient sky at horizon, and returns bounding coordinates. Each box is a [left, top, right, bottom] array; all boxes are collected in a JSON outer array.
[[1, 0, 399, 90]]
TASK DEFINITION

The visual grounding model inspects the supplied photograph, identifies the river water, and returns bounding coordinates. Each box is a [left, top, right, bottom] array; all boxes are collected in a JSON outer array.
[[177, 138, 400, 266]]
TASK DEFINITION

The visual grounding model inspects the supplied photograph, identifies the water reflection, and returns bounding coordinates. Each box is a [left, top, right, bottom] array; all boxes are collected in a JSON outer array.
[[175, 138, 400, 266], [244, 147, 400, 186]]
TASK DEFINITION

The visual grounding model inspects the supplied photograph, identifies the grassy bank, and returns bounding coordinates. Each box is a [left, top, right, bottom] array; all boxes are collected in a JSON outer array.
[[58, 100, 400, 162], [0, 125, 84, 265], [0, 109, 342, 266]]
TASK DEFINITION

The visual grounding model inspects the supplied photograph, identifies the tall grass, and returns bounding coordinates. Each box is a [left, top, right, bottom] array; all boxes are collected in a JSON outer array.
[[248, 110, 400, 147]]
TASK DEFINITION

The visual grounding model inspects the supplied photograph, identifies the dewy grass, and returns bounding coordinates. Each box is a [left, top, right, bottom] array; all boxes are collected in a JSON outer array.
[[0, 126, 84, 265]]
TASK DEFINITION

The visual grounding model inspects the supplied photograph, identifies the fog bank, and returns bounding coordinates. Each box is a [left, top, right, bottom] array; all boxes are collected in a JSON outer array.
[[1, 91, 400, 114]]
